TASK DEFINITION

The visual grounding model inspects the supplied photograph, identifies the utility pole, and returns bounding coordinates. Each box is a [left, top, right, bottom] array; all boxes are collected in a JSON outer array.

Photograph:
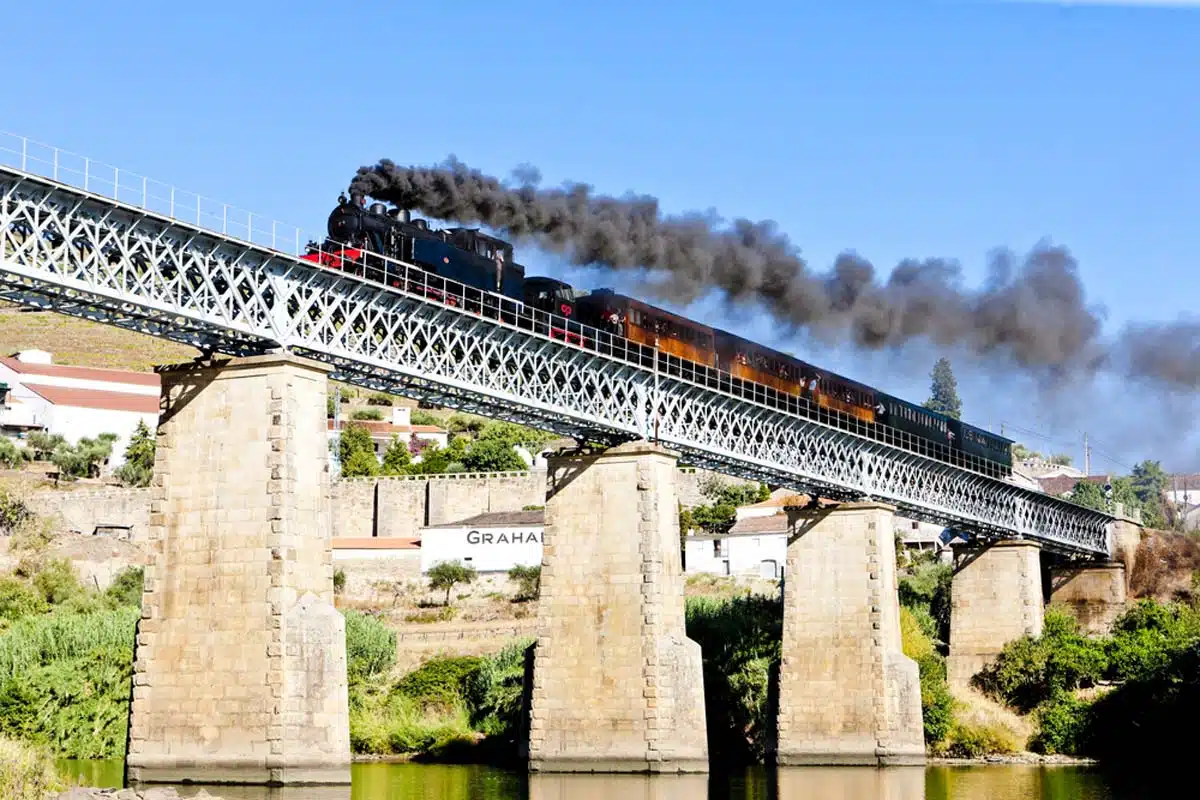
[[1083, 432, 1090, 476]]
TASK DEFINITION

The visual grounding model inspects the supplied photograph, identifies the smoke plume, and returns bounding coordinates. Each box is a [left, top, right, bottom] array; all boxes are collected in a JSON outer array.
[[349, 157, 1199, 390]]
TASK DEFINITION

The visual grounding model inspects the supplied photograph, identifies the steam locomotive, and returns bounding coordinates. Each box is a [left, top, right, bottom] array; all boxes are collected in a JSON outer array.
[[302, 193, 1014, 478]]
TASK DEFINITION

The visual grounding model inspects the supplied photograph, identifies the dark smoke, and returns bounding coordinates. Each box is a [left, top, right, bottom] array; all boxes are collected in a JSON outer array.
[[349, 157, 1198, 390]]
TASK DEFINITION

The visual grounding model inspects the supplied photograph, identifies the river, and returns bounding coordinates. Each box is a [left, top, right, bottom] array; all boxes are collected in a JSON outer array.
[[58, 760, 1168, 799]]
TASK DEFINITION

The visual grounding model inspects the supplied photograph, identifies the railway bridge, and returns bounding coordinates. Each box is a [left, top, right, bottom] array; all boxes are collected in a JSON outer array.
[[0, 133, 1139, 783]]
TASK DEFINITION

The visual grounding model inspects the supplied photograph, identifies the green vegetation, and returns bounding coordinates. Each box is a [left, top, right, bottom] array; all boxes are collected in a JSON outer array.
[[685, 594, 780, 763], [336, 418, 545, 479], [0, 736, 65, 800], [351, 407, 385, 421], [427, 561, 478, 606], [922, 357, 962, 420], [26, 431, 120, 480], [681, 478, 771, 535], [507, 565, 540, 602], [0, 439, 30, 470], [969, 598, 1200, 759], [346, 608, 531, 762], [0, 557, 141, 760], [115, 420, 156, 487]]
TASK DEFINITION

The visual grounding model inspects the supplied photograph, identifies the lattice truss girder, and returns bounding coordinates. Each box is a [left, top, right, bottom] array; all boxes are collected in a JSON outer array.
[[0, 167, 1112, 556]]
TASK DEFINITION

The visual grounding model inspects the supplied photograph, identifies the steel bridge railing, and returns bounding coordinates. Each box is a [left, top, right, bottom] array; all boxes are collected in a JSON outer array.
[[0, 145, 1115, 557]]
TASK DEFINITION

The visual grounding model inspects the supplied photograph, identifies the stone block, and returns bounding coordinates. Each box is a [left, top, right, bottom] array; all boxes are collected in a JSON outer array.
[[125, 354, 350, 786], [1049, 562, 1126, 636], [774, 503, 924, 766], [526, 441, 707, 773], [946, 539, 1043, 689]]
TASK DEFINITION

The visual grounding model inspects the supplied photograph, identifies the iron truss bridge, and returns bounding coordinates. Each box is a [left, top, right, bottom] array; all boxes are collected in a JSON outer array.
[[0, 136, 1114, 557]]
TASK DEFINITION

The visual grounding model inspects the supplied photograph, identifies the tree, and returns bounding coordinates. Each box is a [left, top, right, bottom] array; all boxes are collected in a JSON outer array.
[[1069, 480, 1108, 512], [462, 439, 526, 472], [116, 420, 156, 487], [0, 438, 28, 469], [1131, 461, 1169, 529], [1012, 443, 1041, 462], [51, 433, 118, 479], [409, 442, 450, 474], [508, 564, 541, 601], [381, 435, 411, 475], [338, 423, 378, 478], [427, 560, 477, 606], [1049, 454, 1073, 466], [922, 357, 962, 420]]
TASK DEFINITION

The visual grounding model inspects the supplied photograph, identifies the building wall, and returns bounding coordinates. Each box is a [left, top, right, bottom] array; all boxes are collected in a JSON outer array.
[[332, 550, 422, 596], [27, 486, 153, 541], [420, 524, 543, 573], [685, 534, 787, 578]]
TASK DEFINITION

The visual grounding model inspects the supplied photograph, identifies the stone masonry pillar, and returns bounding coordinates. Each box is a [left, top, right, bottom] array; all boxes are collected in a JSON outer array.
[[775, 502, 924, 766], [1048, 562, 1127, 636], [1109, 518, 1143, 592], [946, 539, 1043, 689], [126, 354, 351, 785], [525, 440, 707, 773]]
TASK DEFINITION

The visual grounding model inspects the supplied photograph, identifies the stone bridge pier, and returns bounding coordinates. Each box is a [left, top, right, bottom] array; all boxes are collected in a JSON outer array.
[[524, 441, 708, 773], [948, 516, 1144, 687], [126, 354, 351, 785], [774, 502, 925, 765]]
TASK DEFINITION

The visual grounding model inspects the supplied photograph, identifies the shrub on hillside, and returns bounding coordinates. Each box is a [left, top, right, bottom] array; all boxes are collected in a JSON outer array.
[[507, 565, 540, 602], [0, 579, 46, 630], [973, 609, 1105, 712], [343, 610, 396, 685], [464, 640, 532, 737], [901, 606, 953, 744], [1030, 693, 1092, 755], [0, 491, 33, 536], [394, 656, 484, 711], [351, 408, 384, 421]]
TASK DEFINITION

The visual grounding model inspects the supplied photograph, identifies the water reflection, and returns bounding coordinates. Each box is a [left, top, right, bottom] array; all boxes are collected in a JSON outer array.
[[529, 772, 709, 800], [777, 766, 925, 800], [56, 759, 1156, 799]]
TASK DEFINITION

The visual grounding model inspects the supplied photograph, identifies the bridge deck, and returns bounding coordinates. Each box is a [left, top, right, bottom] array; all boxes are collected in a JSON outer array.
[[0, 140, 1113, 556]]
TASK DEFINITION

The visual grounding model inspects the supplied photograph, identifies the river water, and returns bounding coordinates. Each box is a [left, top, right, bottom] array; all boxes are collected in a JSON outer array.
[[58, 760, 1168, 799]]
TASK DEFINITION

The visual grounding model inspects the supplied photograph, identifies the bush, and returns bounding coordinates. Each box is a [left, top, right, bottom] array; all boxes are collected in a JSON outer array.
[[973, 608, 1105, 712], [898, 560, 952, 643], [333, 569, 346, 595], [0, 736, 64, 799], [464, 640, 532, 737], [0, 440, 29, 470], [367, 392, 394, 407], [0, 579, 46, 630], [937, 721, 1020, 758], [507, 565, 540, 602], [343, 610, 396, 684], [351, 408, 384, 421], [410, 410, 440, 427], [901, 606, 953, 744], [461, 439, 525, 473], [685, 594, 781, 763], [30, 559, 84, 606], [0, 491, 33, 536], [1030, 693, 1092, 755], [103, 567, 143, 609], [393, 656, 485, 711]]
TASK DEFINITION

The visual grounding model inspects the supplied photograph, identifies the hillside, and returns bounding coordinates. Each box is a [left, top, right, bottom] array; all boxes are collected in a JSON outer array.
[[0, 302, 199, 371]]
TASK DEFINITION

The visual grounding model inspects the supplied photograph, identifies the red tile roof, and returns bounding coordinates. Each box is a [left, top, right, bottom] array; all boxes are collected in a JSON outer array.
[[326, 419, 445, 436], [1037, 474, 1110, 497], [23, 384, 160, 414], [1, 356, 159, 387], [333, 537, 421, 550]]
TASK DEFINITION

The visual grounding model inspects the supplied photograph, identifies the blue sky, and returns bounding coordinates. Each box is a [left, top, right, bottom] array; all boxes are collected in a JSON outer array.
[[2, 0, 1197, 472]]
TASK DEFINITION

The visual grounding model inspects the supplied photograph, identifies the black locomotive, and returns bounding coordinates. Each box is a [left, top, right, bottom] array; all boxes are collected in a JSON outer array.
[[302, 193, 1014, 478]]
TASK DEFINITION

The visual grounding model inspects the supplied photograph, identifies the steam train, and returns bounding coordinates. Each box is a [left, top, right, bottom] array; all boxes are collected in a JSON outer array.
[[302, 193, 1015, 478]]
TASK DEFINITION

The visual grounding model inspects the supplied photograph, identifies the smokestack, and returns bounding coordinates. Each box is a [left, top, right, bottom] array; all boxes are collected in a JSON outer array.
[[348, 156, 1200, 390], [402, 209, 411, 223]]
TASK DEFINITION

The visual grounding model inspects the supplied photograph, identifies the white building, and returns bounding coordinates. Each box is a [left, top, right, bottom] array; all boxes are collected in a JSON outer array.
[[0, 350, 159, 467], [685, 513, 789, 579], [419, 510, 544, 574]]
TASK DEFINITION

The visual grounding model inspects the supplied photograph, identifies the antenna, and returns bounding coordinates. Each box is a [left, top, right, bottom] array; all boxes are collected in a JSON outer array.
[[1083, 432, 1090, 476]]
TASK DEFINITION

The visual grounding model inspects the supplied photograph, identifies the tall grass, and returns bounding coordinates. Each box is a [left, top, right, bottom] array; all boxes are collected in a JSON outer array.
[[0, 607, 138, 682], [0, 736, 65, 799]]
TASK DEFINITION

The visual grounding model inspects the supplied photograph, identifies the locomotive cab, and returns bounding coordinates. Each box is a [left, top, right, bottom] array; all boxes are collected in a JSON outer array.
[[523, 276, 579, 318]]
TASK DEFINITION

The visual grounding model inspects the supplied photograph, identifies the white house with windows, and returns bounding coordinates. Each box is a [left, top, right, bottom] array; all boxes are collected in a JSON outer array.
[[0, 349, 159, 467]]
